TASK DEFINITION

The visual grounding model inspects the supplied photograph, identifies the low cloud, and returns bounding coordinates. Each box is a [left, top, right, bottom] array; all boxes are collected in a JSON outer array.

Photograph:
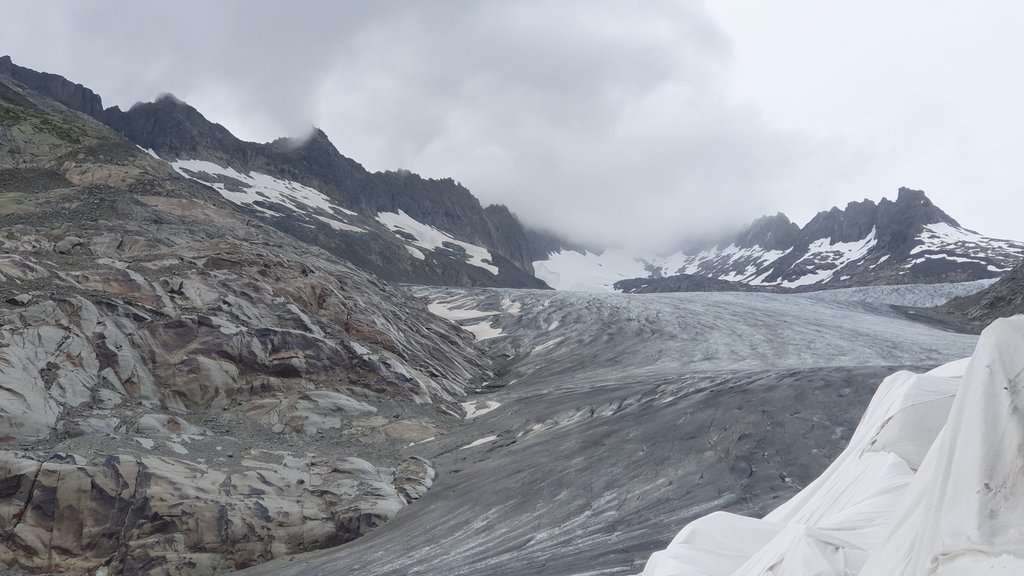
[[6, 1, 881, 249]]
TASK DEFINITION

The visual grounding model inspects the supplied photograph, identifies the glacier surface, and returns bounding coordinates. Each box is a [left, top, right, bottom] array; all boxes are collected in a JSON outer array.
[[238, 284, 982, 576]]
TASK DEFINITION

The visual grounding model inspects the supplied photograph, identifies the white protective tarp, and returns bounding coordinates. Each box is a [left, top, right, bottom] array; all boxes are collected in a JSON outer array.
[[860, 317, 1024, 575], [643, 315, 1024, 576]]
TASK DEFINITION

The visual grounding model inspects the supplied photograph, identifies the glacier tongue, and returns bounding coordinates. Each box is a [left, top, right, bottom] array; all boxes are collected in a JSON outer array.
[[643, 315, 1024, 576]]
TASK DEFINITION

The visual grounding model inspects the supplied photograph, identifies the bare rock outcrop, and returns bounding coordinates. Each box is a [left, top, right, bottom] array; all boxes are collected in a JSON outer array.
[[0, 450, 430, 575], [0, 71, 488, 575]]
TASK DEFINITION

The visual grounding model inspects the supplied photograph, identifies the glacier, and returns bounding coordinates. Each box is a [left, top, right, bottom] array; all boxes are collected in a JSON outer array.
[[238, 283, 984, 576]]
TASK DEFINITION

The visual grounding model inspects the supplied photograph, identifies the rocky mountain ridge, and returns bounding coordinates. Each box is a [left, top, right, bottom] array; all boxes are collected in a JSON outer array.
[[0, 55, 556, 289], [661, 186, 1024, 287], [7, 55, 1021, 296], [540, 187, 1024, 292]]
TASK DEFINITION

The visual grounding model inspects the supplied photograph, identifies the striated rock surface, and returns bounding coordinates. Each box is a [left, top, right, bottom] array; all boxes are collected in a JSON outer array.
[[0, 450, 433, 575], [0, 67, 488, 575]]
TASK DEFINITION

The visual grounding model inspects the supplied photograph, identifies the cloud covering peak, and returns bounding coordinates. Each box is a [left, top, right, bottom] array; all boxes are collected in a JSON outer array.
[[7, 1, 1024, 249]]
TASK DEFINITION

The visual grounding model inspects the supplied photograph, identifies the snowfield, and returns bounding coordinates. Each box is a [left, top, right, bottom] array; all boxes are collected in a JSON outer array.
[[533, 249, 648, 291]]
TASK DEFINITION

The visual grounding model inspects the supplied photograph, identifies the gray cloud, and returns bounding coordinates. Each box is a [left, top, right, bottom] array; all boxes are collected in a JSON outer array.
[[5, 1, 1018, 249]]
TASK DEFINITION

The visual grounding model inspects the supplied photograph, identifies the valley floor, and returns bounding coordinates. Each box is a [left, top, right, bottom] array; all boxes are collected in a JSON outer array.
[[239, 285, 979, 576]]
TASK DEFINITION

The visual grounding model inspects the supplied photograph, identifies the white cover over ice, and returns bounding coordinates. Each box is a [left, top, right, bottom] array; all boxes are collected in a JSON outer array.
[[643, 315, 1024, 576], [860, 317, 1024, 575]]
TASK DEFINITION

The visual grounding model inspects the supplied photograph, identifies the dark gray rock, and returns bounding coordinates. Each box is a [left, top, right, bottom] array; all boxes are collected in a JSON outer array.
[[52, 235, 83, 254], [736, 212, 801, 250], [938, 260, 1024, 331], [614, 273, 790, 294], [0, 55, 105, 118]]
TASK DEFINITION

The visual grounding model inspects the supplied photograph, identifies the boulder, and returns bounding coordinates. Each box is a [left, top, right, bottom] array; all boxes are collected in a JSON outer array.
[[53, 235, 83, 254]]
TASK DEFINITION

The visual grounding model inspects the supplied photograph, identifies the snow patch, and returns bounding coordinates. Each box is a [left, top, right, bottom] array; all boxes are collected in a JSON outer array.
[[314, 215, 364, 233], [459, 435, 499, 450], [427, 301, 499, 322], [376, 210, 498, 274], [137, 146, 165, 161], [406, 246, 426, 260], [666, 244, 791, 282], [501, 297, 522, 315], [170, 160, 361, 226], [463, 320, 504, 341], [462, 400, 501, 419], [777, 228, 878, 287], [533, 337, 564, 353]]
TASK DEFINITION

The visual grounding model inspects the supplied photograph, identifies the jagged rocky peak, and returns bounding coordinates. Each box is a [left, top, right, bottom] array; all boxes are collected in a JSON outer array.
[[105, 94, 247, 165], [883, 187, 958, 228], [268, 126, 334, 152], [794, 187, 957, 248], [721, 187, 954, 254], [735, 212, 801, 250], [801, 198, 878, 245], [538, 186, 1024, 292], [874, 186, 961, 250]]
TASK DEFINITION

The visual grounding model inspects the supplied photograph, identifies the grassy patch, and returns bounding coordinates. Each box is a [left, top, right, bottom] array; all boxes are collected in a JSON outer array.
[[0, 193, 28, 215], [0, 100, 86, 144]]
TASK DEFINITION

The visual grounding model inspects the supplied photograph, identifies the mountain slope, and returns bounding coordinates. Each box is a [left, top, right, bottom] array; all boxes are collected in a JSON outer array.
[[0, 55, 552, 289], [0, 67, 494, 575], [540, 188, 1024, 292]]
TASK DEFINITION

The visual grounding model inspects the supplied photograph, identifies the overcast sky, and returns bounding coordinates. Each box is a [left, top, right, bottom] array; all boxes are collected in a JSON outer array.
[[5, 1, 1024, 249]]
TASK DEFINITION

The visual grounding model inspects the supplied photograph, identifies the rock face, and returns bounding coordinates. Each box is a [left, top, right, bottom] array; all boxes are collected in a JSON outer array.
[[613, 273, 789, 294], [0, 450, 434, 575], [0, 55, 104, 118], [735, 213, 801, 251], [0, 56, 556, 289], [939, 260, 1024, 331], [0, 69, 490, 574]]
